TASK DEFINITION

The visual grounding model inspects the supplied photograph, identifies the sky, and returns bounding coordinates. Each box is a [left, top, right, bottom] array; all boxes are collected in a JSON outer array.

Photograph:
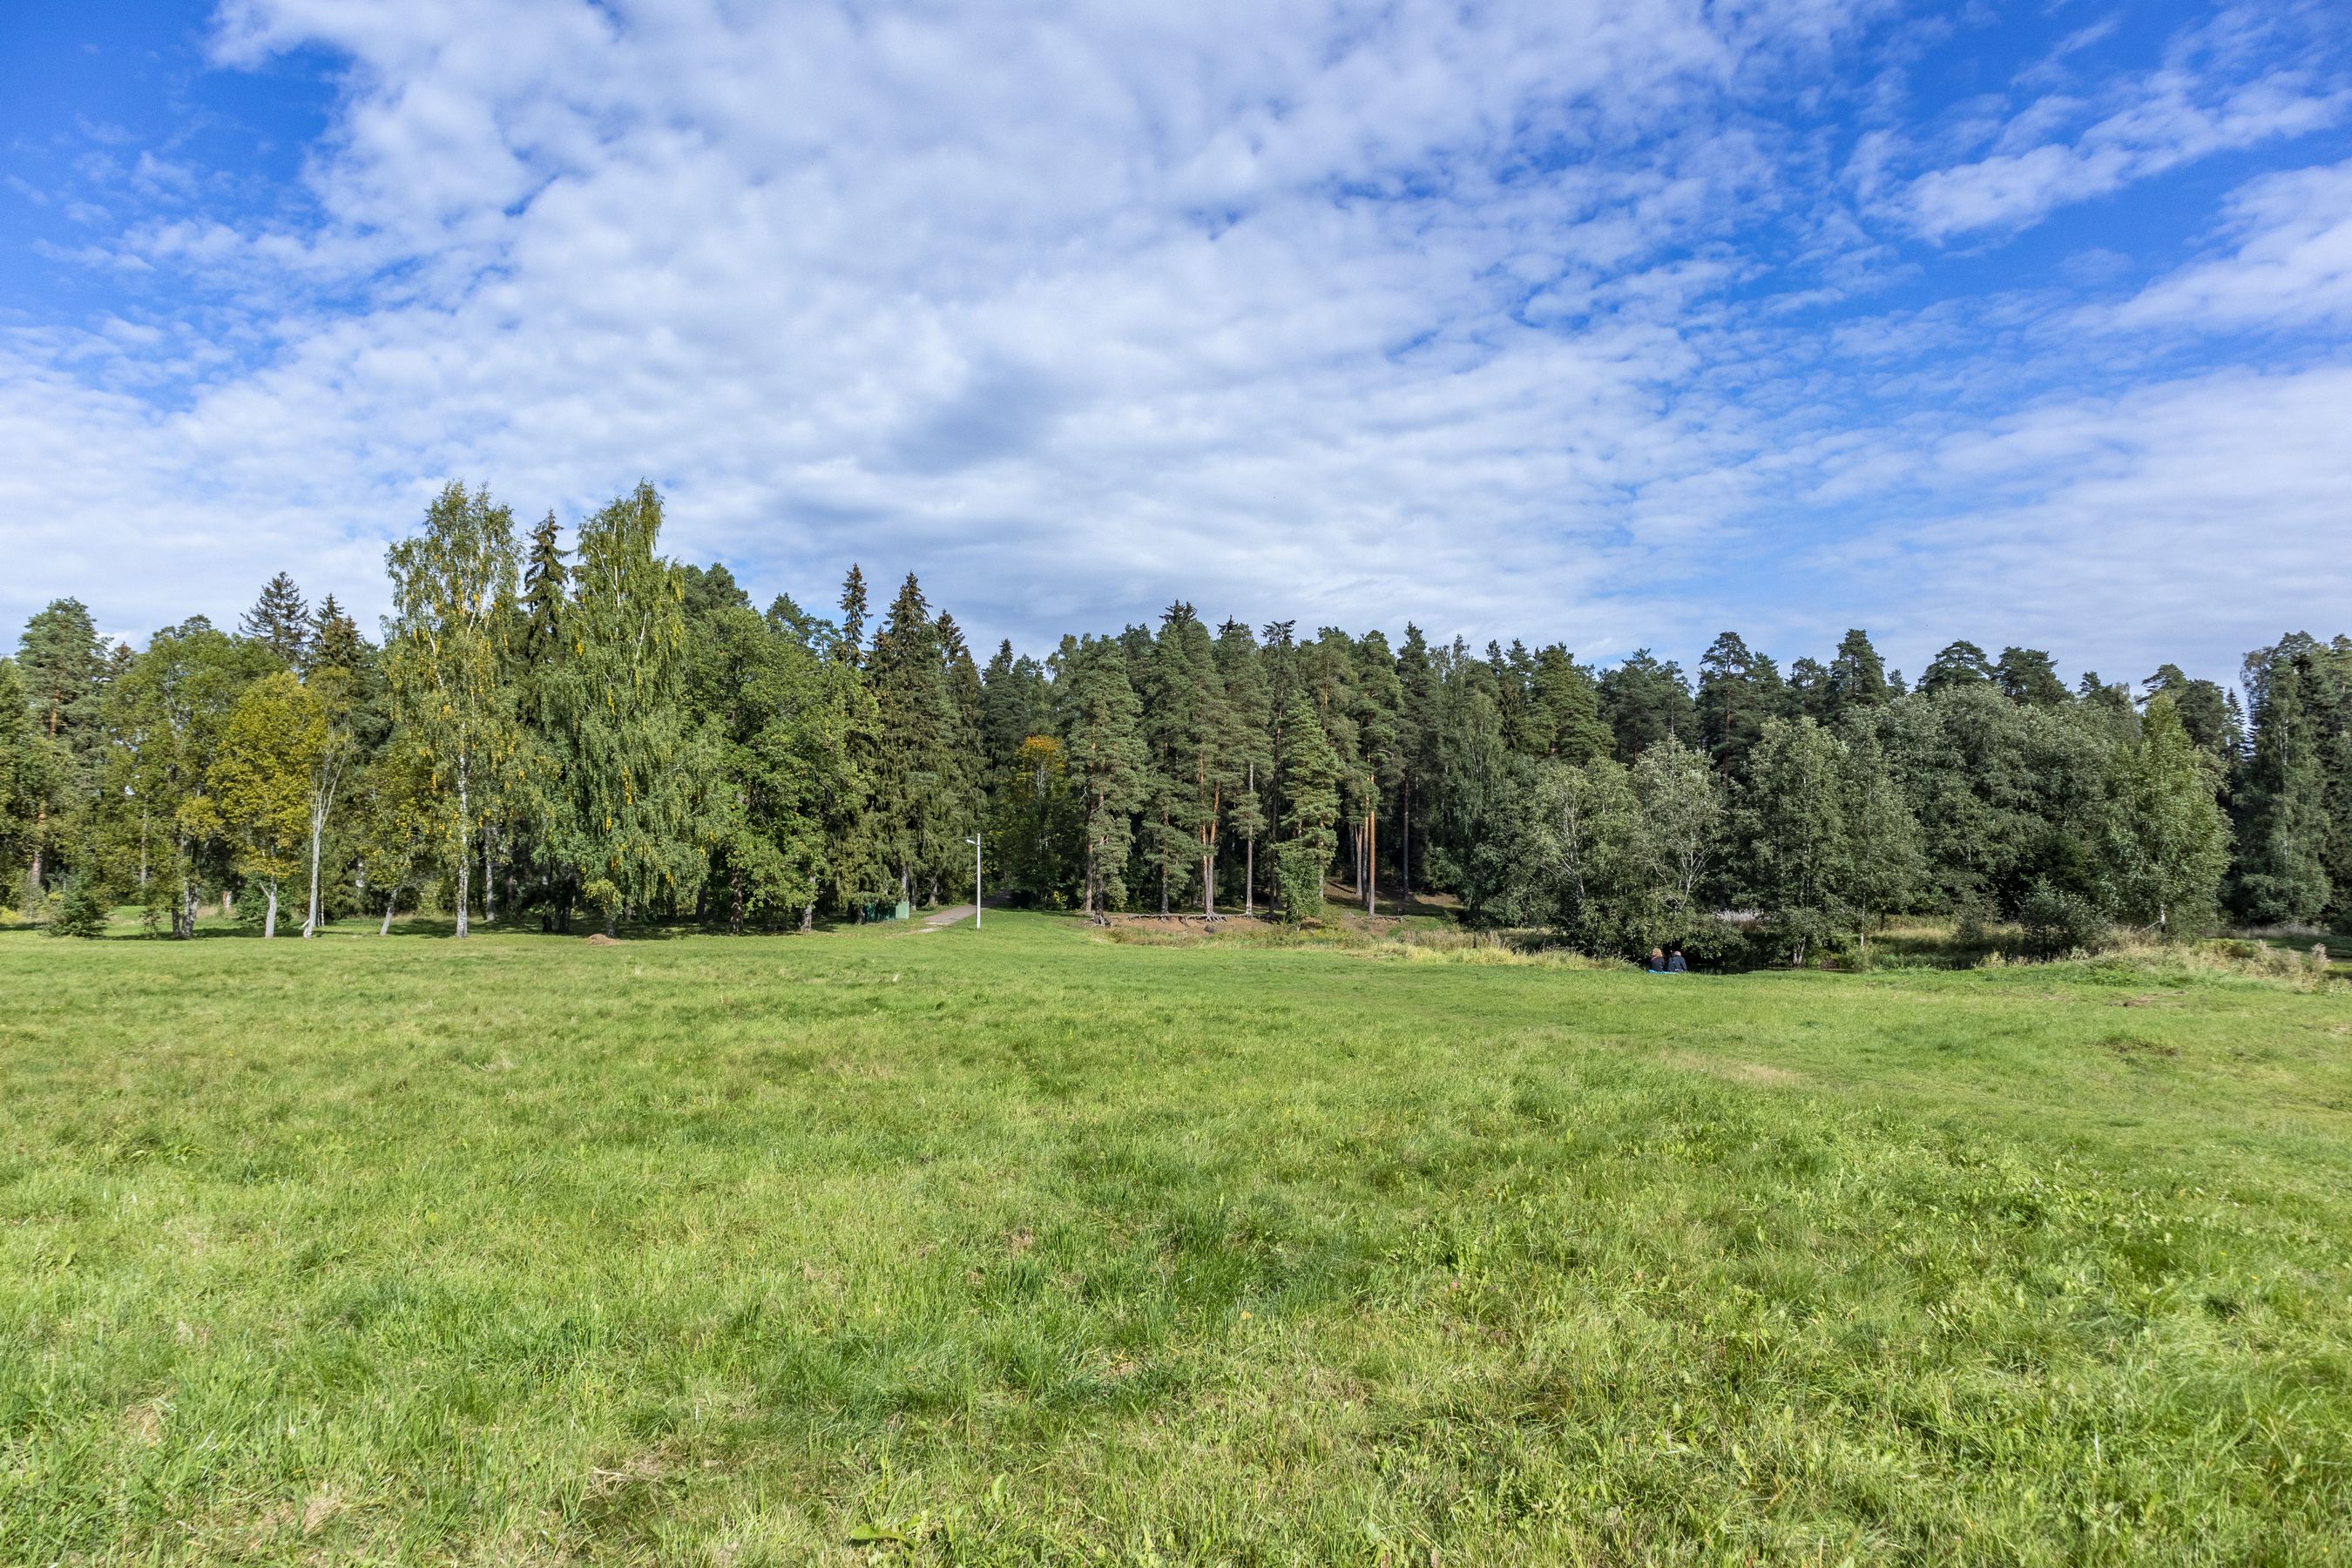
[[3, 0, 2349, 686]]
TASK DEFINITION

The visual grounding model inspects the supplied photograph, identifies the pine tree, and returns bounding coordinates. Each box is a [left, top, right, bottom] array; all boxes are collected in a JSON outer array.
[[1215, 618, 1272, 912], [1057, 636, 1147, 917], [1828, 629, 1890, 712], [1918, 640, 1994, 696], [1598, 651, 1694, 761], [14, 598, 106, 903], [1997, 647, 2067, 707], [1695, 632, 1788, 777], [2141, 665, 2234, 754], [240, 573, 310, 666]]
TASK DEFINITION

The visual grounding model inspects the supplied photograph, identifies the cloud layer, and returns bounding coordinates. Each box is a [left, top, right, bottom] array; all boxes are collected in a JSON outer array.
[[4, 0, 2349, 681]]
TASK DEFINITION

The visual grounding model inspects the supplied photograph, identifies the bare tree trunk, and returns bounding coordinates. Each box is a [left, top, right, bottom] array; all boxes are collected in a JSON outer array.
[[380, 889, 398, 935], [1245, 835, 1255, 916], [729, 867, 745, 936], [263, 879, 279, 938], [1401, 790, 1410, 899], [24, 808, 40, 909], [454, 756, 472, 938], [1365, 809, 1375, 916], [800, 901, 814, 934], [482, 827, 497, 925]]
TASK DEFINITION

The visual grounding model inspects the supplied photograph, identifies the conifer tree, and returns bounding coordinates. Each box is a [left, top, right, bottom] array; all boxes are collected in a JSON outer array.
[[1997, 647, 2068, 707], [305, 596, 366, 676], [1215, 618, 1272, 912], [14, 598, 106, 903], [520, 512, 567, 660], [1695, 632, 1788, 777], [240, 573, 310, 666], [1057, 636, 1147, 917], [1598, 650, 1694, 760], [1275, 691, 1342, 917], [1918, 640, 1993, 696], [1828, 629, 1890, 712], [837, 564, 869, 666]]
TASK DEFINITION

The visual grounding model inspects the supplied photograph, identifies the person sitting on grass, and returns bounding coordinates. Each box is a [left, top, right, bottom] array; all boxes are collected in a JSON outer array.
[[1666, 947, 1688, 974], [1646, 948, 1667, 972]]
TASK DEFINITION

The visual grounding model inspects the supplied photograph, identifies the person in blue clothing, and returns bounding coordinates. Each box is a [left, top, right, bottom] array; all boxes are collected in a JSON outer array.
[[1646, 947, 1668, 972], [1666, 947, 1688, 973]]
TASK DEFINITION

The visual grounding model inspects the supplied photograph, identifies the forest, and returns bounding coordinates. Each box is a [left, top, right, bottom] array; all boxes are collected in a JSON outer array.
[[3, 480, 2346, 961]]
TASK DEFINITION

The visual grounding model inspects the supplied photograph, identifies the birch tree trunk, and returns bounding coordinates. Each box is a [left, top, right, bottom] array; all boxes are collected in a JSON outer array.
[[304, 800, 327, 937], [381, 890, 397, 936], [454, 753, 471, 939], [263, 879, 279, 939]]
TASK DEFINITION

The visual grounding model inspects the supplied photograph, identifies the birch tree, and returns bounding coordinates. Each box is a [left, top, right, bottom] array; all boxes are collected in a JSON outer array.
[[382, 483, 521, 938]]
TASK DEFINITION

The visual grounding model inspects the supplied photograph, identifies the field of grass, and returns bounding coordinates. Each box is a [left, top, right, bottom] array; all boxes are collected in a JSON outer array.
[[3, 912, 2350, 1564]]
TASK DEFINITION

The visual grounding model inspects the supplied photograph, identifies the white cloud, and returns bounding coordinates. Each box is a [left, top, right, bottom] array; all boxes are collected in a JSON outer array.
[[1897, 8, 2344, 240], [2111, 157, 2352, 328], [2, 0, 2349, 686]]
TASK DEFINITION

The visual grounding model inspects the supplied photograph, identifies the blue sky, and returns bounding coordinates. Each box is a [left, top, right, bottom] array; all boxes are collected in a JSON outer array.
[[4, 0, 2349, 686]]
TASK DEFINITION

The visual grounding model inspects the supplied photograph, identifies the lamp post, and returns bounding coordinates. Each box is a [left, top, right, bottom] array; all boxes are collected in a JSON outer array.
[[965, 833, 982, 929]]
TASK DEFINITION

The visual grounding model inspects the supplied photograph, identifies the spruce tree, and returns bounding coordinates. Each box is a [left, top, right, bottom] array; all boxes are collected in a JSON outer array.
[[837, 565, 869, 667], [520, 511, 568, 660], [240, 573, 310, 666]]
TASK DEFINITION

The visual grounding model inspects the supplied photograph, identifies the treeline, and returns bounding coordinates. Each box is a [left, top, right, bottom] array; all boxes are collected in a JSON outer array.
[[3, 481, 2347, 959]]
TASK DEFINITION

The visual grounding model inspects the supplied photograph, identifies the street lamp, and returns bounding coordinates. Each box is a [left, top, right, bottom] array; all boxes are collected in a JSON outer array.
[[965, 833, 982, 929]]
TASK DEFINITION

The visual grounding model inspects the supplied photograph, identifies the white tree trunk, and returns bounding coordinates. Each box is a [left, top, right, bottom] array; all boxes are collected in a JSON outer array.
[[304, 801, 327, 938], [380, 891, 397, 936], [454, 755, 471, 939], [263, 879, 279, 938]]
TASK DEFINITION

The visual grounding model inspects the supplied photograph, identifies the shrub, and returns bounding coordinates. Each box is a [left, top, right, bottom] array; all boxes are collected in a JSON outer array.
[[2017, 880, 2112, 957]]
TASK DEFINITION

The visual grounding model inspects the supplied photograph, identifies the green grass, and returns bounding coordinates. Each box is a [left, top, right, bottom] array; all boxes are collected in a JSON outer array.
[[3, 914, 2350, 1565]]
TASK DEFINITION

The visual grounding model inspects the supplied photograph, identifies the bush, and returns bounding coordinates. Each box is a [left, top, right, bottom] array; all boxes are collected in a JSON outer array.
[[1273, 841, 1326, 924], [2017, 880, 2112, 957], [47, 878, 110, 940]]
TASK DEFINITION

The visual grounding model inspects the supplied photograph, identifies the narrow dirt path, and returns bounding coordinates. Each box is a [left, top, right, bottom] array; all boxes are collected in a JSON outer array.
[[917, 903, 977, 930]]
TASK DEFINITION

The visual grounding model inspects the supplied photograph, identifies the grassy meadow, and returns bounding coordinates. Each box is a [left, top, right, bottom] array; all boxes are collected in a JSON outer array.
[[3, 911, 2350, 1564]]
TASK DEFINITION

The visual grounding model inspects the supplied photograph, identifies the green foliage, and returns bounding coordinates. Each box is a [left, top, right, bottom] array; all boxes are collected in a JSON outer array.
[[44, 875, 108, 937], [2107, 694, 2231, 938], [382, 482, 523, 936], [1272, 839, 1326, 922], [538, 482, 712, 930], [2017, 877, 2114, 956]]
